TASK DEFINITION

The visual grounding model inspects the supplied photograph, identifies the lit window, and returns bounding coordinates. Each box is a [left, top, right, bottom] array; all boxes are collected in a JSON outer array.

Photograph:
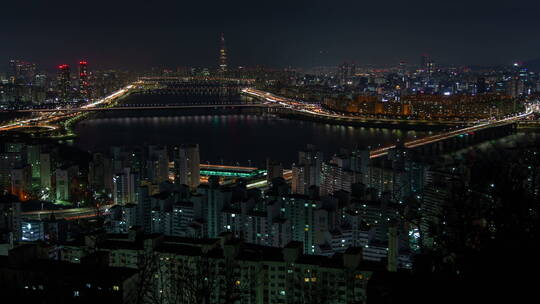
[[113, 285, 120, 291]]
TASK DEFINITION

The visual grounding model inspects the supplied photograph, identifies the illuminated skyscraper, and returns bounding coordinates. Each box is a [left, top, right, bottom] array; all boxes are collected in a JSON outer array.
[[79, 61, 89, 100], [57, 64, 71, 101], [219, 33, 227, 73], [8, 60, 37, 84]]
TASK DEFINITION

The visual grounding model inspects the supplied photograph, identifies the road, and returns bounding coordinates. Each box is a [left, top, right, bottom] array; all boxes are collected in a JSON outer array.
[[0, 85, 134, 132], [243, 88, 535, 158], [3, 83, 536, 161], [242, 88, 469, 125], [22, 205, 113, 220]]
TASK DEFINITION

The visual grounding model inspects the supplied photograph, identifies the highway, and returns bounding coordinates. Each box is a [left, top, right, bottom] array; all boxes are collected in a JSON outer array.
[[0, 84, 134, 132], [242, 88, 468, 126], [243, 88, 535, 158], [2, 83, 534, 159], [5, 84, 534, 222], [22, 205, 113, 221], [3, 84, 534, 137]]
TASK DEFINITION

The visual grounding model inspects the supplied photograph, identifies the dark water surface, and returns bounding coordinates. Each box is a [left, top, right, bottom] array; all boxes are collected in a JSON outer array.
[[73, 113, 430, 167]]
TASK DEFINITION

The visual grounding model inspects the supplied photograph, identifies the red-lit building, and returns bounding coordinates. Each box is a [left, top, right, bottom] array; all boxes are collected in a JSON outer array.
[[79, 61, 89, 100]]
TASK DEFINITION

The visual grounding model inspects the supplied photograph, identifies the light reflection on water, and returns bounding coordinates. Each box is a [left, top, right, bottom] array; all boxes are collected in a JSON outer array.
[[74, 114, 427, 167]]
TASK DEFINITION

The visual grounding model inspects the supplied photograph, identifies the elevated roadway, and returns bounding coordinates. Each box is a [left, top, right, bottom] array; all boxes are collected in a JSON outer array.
[[243, 88, 534, 158]]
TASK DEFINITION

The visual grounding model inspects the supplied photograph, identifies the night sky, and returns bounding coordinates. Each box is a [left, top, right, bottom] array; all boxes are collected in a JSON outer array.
[[2, 0, 540, 70]]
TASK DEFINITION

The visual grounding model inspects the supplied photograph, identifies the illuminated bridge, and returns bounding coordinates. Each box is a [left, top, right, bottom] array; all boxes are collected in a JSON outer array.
[[138, 76, 254, 85], [2, 84, 535, 161], [9, 103, 269, 113], [243, 88, 535, 158], [200, 164, 266, 178]]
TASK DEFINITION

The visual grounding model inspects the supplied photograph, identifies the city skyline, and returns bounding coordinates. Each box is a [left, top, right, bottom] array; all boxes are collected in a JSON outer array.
[[2, 1, 540, 70], [1, 1, 539, 302]]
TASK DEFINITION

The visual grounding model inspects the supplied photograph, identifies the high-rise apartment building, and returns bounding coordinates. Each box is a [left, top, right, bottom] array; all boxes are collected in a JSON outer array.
[[266, 158, 284, 184], [198, 176, 232, 238], [291, 145, 322, 195], [55, 165, 78, 202], [78, 61, 89, 100], [57, 64, 71, 101], [10, 165, 31, 201], [26, 145, 41, 183], [113, 167, 138, 205], [39, 152, 52, 190], [147, 146, 169, 184], [0, 195, 21, 245], [0, 143, 25, 192], [175, 144, 200, 189]]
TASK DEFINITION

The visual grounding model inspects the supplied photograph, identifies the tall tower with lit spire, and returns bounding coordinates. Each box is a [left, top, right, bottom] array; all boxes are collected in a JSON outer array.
[[219, 33, 227, 74]]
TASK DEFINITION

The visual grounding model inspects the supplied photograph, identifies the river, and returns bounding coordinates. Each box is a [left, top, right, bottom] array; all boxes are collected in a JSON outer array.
[[73, 112, 429, 167]]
